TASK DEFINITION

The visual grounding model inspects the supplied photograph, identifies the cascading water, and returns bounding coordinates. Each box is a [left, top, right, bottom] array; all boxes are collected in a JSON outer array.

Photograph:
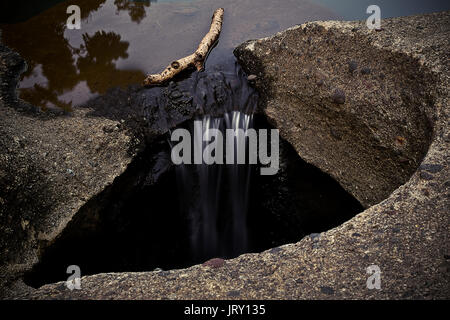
[[223, 110, 254, 255], [170, 63, 258, 262]]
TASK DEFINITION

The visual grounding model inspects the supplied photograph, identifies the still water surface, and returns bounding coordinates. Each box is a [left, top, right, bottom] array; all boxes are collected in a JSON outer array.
[[0, 0, 336, 111], [1, 0, 448, 111]]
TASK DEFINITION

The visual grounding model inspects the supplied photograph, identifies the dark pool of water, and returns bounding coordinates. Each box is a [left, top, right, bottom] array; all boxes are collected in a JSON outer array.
[[311, 0, 450, 20], [0, 0, 338, 111], [3, 0, 447, 111]]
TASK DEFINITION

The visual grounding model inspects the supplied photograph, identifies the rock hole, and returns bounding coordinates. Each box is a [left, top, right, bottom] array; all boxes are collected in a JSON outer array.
[[24, 113, 363, 288]]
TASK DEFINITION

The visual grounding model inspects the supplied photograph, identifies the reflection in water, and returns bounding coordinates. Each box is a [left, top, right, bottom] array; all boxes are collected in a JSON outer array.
[[20, 29, 141, 111], [0, 0, 338, 111], [114, 0, 152, 24], [77, 31, 141, 94], [1, 0, 147, 111]]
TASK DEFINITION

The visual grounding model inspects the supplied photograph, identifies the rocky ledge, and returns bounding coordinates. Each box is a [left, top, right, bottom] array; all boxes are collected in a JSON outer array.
[[1, 11, 449, 299]]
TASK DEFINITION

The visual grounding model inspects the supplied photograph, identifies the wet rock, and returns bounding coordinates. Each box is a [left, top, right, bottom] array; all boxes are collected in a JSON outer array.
[[320, 286, 335, 295], [331, 88, 346, 104], [310, 233, 321, 241], [169, 90, 182, 99], [227, 290, 240, 297], [330, 128, 342, 140], [202, 258, 225, 269], [348, 60, 358, 73], [419, 171, 434, 181], [419, 163, 443, 173], [102, 125, 116, 133], [361, 67, 371, 75], [269, 247, 284, 254]]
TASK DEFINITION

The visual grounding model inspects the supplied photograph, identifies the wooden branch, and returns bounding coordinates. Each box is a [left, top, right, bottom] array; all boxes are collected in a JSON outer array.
[[143, 8, 224, 87]]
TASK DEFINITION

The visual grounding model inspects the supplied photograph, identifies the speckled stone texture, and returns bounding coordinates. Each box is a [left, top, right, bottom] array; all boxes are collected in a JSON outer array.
[[2, 11, 450, 299], [0, 41, 135, 296]]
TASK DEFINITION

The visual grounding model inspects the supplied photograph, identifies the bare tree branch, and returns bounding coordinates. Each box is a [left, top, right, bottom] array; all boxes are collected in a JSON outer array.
[[143, 8, 224, 86]]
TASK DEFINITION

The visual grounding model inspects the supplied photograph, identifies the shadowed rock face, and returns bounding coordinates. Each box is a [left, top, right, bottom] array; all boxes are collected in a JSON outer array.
[[0, 43, 136, 295], [0, 38, 258, 290], [234, 22, 437, 208]]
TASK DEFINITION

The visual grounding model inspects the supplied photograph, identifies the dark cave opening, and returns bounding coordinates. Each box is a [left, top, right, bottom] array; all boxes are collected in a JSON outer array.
[[24, 114, 363, 288]]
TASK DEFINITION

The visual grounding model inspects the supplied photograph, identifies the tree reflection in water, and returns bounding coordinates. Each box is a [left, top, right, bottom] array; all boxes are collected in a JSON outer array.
[[1, 0, 335, 112], [0, 0, 149, 111], [114, 0, 151, 24]]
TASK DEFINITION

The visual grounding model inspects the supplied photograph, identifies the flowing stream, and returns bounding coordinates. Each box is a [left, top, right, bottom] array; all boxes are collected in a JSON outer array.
[[174, 111, 254, 260], [170, 64, 258, 261]]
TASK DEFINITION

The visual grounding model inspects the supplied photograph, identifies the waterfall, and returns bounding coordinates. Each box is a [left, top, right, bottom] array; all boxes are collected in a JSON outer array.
[[170, 64, 258, 262], [223, 111, 253, 255]]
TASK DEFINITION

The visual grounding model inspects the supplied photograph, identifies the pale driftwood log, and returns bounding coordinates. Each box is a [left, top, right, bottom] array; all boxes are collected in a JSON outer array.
[[143, 8, 224, 86]]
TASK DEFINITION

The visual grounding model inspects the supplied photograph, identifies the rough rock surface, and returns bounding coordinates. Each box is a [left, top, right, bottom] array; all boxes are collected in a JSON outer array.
[[234, 16, 444, 208], [2, 12, 450, 299], [0, 37, 255, 297], [0, 42, 136, 295]]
